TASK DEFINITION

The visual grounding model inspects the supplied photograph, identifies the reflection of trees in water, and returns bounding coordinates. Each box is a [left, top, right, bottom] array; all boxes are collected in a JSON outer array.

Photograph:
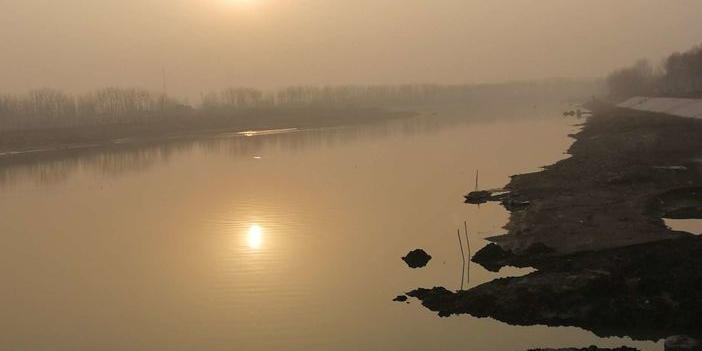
[[0, 102, 563, 187], [0, 143, 191, 186], [200, 115, 444, 158]]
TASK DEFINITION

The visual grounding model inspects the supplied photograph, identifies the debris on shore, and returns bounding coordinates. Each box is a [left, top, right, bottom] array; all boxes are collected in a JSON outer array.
[[465, 189, 531, 211], [402, 249, 432, 268], [464, 190, 494, 204], [562, 108, 592, 118], [665, 335, 701, 351], [393, 295, 408, 302]]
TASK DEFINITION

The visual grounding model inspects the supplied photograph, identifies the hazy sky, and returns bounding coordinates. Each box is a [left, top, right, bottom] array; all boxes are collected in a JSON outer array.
[[1, 0, 701, 97]]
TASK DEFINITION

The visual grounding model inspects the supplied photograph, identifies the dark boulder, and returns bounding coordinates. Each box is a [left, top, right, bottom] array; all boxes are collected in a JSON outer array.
[[402, 249, 432, 268], [471, 243, 515, 272]]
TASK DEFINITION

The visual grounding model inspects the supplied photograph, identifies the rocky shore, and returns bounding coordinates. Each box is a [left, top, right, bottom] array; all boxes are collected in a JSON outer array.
[[408, 104, 702, 343]]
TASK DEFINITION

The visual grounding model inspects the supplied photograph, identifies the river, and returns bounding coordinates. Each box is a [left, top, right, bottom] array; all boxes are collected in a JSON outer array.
[[0, 103, 660, 351]]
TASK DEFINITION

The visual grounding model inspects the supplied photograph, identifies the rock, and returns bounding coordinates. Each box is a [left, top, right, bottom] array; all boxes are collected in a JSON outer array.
[[471, 243, 515, 272], [393, 295, 408, 302], [665, 335, 702, 351], [402, 249, 432, 268], [406, 287, 455, 317], [472, 242, 553, 272]]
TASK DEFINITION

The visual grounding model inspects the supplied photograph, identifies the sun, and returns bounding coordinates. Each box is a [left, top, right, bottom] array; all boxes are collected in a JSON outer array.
[[210, 0, 265, 17], [247, 224, 263, 249], [219, 0, 259, 8]]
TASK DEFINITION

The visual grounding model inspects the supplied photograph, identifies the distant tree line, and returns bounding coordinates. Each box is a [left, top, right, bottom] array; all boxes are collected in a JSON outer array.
[[199, 84, 474, 109], [201, 80, 601, 110], [0, 80, 601, 131], [0, 87, 186, 130], [607, 44, 702, 99]]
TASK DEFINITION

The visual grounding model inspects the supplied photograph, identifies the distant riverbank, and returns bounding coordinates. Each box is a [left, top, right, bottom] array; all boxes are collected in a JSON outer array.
[[408, 102, 702, 345], [0, 107, 413, 157]]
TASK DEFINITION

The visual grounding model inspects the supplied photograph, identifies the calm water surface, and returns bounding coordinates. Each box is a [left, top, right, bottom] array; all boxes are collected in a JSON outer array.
[[0, 105, 660, 351]]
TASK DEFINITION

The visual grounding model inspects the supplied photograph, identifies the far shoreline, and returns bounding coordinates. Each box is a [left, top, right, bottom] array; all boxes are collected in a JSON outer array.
[[0, 106, 415, 159]]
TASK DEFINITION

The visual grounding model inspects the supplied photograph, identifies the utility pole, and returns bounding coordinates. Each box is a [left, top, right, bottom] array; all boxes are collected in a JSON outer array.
[[162, 66, 167, 96]]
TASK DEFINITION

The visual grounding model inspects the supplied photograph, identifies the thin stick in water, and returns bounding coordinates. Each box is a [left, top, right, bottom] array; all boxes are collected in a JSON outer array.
[[457, 229, 466, 291], [464, 221, 471, 287], [475, 169, 479, 191]]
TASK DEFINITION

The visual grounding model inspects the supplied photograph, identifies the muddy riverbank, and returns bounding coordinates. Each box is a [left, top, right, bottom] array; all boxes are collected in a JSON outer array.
[[409, 104, 702, 342]]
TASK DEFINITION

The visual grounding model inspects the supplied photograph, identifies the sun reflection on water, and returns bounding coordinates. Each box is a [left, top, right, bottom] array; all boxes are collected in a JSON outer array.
[[247, 224, 263, 249]]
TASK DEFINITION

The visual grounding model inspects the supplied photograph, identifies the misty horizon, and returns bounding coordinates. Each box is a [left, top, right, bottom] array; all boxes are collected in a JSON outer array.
[[2, 0, 702, 97]]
